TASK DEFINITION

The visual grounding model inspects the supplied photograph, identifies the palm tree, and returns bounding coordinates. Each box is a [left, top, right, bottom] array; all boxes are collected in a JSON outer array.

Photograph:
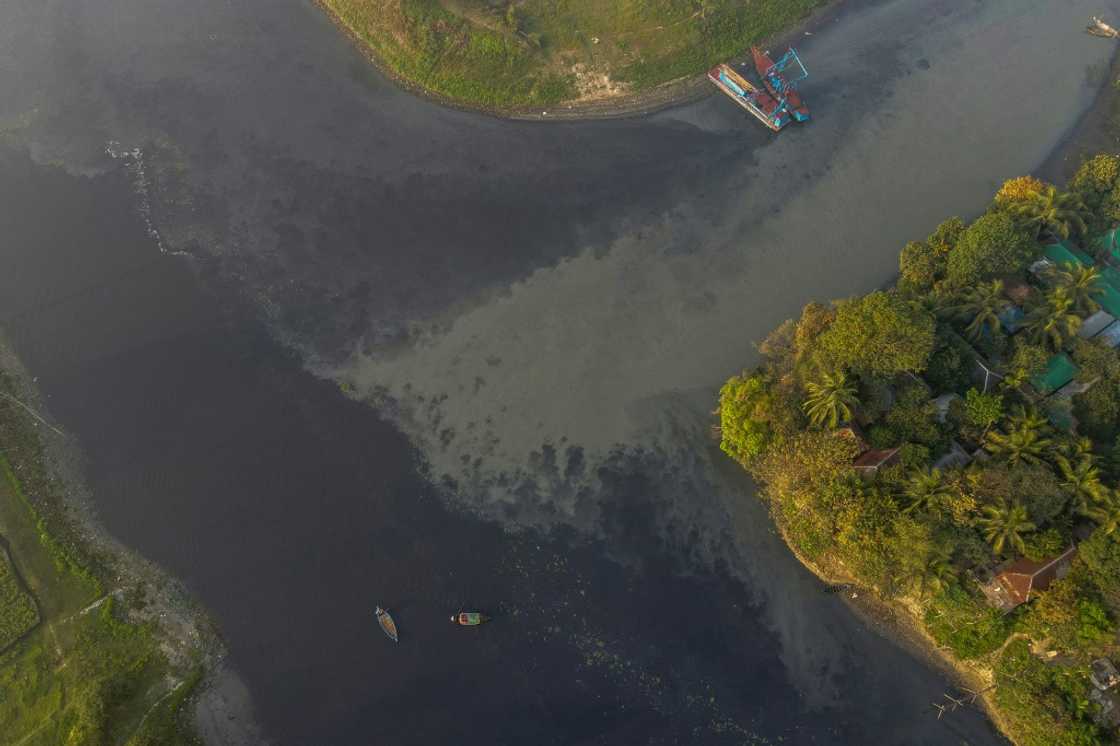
[[1048, 262, 1104, 316], [901, 467, 954, 515], [1056, 449, 1105, 512], [947, 280, 1005, 341], [1084, 489, 1120, 535], [1013, 185, 1088, 240], [1022, 287, 1082, 352], [978, 498, 1036, 555], [916, 549, 957, 599], [984, 406, 1054, 465], [802, 370, 859, 428]]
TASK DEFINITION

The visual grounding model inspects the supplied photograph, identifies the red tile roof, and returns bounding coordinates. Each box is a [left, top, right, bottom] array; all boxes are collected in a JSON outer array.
[[853, 447, 900, 470], [996, 545, 1077, 606]]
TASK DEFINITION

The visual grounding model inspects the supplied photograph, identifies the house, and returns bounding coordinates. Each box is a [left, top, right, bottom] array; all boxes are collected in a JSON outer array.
[[1079, 309, 1116, 339], [1092, 658, 1120, 691], [933, 393, 959, 424], [933, 440, 972, 470], [1030, 353, 1078, 398], [852, 447, 901, 477], [1001, 276, 1033, 305], [979, 546, 1077, 612]]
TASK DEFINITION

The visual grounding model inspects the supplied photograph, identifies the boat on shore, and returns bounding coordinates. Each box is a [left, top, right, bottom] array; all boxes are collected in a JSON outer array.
[[450, 611, 489, 626], [751, 47, 810, 123], [375, 606, 399, 642], [707, 63, 791, 132]]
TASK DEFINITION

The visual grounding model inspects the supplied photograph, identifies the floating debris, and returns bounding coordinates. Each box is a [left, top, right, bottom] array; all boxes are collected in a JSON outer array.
[[1088, 16, 1119, 39]]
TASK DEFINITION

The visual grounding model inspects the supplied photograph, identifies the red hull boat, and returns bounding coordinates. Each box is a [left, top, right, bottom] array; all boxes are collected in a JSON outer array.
[[752, 47, 809, 123]]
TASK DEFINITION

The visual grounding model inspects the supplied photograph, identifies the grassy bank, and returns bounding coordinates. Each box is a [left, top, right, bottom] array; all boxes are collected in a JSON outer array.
[[0, 367, 203, 745], [718, 155, 1120, 745], [318, 0, 823, 111]]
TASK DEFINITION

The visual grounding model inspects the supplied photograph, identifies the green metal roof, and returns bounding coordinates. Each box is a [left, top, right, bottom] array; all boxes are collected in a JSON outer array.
[[1042, 242, 1085, 267], [1098, 228, 1120, 262], [1099, 279, 1120, 318], [1031, 352, 1079, 395]]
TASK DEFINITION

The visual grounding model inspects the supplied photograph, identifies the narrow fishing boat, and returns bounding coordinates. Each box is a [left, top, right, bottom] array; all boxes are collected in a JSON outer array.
[[751, 46, 810, 123], [375, 606, 399, 642], [707, 63, 791, 132], [450, 611, 490, 626]]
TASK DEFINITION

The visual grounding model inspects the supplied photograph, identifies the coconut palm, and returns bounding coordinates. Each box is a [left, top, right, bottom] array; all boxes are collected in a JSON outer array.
[[915, 549, 957, 599], [947, 280, 1006, 342], [901, 467, 954, 515], [977, 498, 1036, 555], [802, 370, 859, 428], [1013, 185, 1088, 240], [1055, 449, 1105, 512], [1048, 262, 1104, 316], [983, 406, 1054, 466], [1022, 287, 1082, 352], [1084, 489, 1120, 535]]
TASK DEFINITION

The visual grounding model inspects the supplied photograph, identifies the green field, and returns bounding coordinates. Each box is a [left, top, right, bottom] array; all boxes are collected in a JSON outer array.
[[0, 372, 201, 745], [320, 0, 823, 109]]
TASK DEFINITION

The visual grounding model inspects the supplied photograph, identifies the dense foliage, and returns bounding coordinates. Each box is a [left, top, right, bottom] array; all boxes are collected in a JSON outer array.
[[719, 158, 1120, 745], [0, 544, 38, 650]]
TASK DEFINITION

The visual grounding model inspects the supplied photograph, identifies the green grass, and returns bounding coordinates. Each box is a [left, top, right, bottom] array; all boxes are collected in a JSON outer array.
[[320, 0, 824, 109], [0, 542, 39, 651], [0, 374, 201, 745]]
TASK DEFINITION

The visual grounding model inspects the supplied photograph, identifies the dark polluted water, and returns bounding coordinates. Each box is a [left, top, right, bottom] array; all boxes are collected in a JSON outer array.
[[3, 0, 1119, 743], [0, 148, 1002, 745]]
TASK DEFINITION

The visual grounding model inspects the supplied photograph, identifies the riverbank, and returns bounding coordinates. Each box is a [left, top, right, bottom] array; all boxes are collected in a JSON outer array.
[[0, 331, 259, 745], [721, 138, 1120, 742], [314, 0, 838, 120]]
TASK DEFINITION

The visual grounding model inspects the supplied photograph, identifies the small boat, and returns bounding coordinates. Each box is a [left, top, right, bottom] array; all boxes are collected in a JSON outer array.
[[707, 63, 791, 132], [375, 606, 399, 642], [751, 47, 810, 123], [450, 611, 489, 626]]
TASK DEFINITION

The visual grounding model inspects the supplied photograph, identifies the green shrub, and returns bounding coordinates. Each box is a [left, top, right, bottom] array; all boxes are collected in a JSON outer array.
[[925, 584, 1013, 659]]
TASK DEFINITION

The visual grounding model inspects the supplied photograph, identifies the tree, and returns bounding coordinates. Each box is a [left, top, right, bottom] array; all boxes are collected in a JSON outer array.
[[1012, 185, 1088, 240], [1022, 287, 1081, 352], [718, 373, 773, 466], [1055, 448, 1105, 512], [963, 388, 1003, 431], [1069, 153, 1120, 234], [978, 498, 1036, 555], [946, 212, 1036, 287], [947, 279, 1006, 341], [1084, 489, 1120, 536], [994, 175, 1046, 208], [1048, 262, 1104, 316], [984, 407, 1054, 466], [901, 467, 954, 515], [802, 370, 859, 428], [1001, 340, 1050, 391], [816, 291, 935, 377], [899, 241, 941, 293]]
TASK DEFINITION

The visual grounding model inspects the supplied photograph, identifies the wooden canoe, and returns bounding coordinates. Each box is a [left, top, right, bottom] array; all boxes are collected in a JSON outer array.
[[375, 606, 399, 642], [451, 611, 489, 626]]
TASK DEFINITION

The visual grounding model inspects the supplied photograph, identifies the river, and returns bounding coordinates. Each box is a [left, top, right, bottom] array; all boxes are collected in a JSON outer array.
[[1, 0, 1117, 744]]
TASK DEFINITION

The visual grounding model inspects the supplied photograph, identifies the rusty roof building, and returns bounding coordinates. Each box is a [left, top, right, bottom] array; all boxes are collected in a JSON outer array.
[[980, 546, 1077, 611]]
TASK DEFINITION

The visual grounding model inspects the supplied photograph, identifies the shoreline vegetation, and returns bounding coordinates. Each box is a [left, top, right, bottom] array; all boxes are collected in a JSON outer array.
[[315, 0, 826, 118], [718, 153, 1120, 745], [0, 335, 215, 745]]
